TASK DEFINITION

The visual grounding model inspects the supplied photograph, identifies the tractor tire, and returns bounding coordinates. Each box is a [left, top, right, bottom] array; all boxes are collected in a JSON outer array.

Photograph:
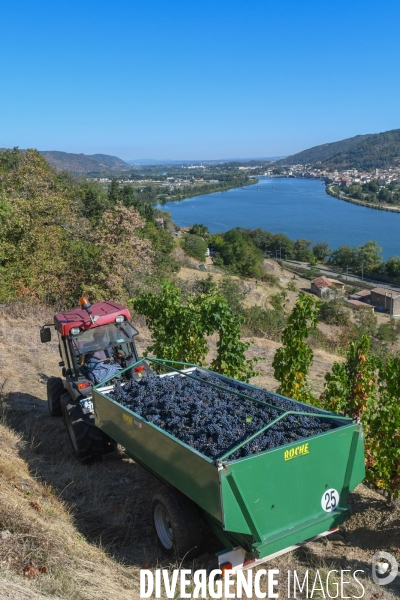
[[47, 377, 64, 417], [151, 486, 204, 560], [60, 392, 116, 461]]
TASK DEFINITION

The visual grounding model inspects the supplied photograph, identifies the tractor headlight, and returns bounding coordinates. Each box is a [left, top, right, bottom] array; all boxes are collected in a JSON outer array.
[[115, 315, 125, 323], [70, 327, 81, 335]]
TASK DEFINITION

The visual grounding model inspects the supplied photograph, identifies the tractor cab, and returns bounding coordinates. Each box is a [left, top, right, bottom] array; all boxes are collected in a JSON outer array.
[[40, 298, 152, 460]]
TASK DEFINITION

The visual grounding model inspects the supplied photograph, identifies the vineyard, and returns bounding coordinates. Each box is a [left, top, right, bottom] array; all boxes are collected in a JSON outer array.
[[134, 289, 400, 500]]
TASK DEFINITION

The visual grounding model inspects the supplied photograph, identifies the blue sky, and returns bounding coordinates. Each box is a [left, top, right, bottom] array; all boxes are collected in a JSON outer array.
[[1, 1, 399, 160]]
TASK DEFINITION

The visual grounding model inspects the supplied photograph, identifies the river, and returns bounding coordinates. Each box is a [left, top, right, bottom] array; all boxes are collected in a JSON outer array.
[[156, 177, 400, 260]]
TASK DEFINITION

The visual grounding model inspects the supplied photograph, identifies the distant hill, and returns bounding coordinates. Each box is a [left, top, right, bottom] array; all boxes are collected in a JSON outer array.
[[39, 151, 129, 173], [126, 157, 285, 165], [276, 129, 400, 170]]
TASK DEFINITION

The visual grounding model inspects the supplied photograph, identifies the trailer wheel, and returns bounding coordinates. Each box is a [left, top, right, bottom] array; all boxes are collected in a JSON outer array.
[[60, 393, 115, 461], [151, 487, 203, 560], [47, 377, 64, 417]]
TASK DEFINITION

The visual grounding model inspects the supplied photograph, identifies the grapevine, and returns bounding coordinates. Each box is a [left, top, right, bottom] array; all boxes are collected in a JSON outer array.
[[131, 280, 259, 382], [273, 294, 321, 403], [322, 335, 400, 499]]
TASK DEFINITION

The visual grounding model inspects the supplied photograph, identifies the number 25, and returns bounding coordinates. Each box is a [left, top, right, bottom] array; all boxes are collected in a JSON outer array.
[[325, 490, 337, 510]]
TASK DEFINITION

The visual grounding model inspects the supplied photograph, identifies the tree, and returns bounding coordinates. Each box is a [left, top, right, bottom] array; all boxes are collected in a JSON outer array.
[[86, 202, 153, 301], [0, 149, 85, 304], [78, 180, 112, 223], [189, 224, 210, 239], [312, 242, 330, 262], [357, 240, 382, 272], [386, 256, 400, 280], [349, 184, 363, 200], [268, 233, 294, 259], [212, 229, 263, 277], [251, 228, 273, 252], [183, 234, 208, 261], [108, 180, 120, 205], [330, 245, 359, 270], [293, 239, 313, 262], [119, 184, 136, 207], [378, 187, 391, 203], [242, 306, 287, 340], [366, 179, 379, 193]]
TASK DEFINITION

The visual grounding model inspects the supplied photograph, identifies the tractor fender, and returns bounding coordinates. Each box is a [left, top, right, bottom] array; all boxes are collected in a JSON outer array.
[[63, 379, 81, 403]]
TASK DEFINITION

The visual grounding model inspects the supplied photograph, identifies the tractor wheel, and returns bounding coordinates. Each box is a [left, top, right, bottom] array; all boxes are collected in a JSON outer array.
[[60, 392, 116, 461], [47, 377, 64, 417], [151, 487, 204, 560]]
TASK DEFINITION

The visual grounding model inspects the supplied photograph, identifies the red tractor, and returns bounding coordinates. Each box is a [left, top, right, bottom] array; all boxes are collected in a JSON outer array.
[[40, 297, 152, 460]]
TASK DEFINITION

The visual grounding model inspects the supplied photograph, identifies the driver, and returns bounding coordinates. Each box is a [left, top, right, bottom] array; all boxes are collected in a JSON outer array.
[[80, 328, 121, 384]]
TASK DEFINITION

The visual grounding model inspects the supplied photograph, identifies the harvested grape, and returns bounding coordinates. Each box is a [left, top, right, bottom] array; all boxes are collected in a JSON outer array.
[[108, 370, 340, 460]]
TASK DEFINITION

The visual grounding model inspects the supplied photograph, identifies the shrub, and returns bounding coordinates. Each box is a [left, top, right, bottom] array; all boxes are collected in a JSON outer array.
[[261, 273, 280, 286], [354, 306, 378, 337], [242, 306, 287, 340], [377, 319, 400, 344], [319, 299, 350, 326], [217, 276, 244, 316], [269, 291, 288, 313]]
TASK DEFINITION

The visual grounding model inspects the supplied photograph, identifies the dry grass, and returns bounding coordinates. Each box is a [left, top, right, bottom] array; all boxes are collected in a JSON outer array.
[[0, 423, 141, 599]]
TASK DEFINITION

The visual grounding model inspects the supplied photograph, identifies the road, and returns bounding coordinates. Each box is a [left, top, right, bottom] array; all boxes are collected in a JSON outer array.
[[282, 259, 400, 292]]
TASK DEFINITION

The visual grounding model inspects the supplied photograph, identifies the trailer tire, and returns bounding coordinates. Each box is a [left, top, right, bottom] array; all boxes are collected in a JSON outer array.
[[151, 487, 203, 560], [47, 377, 64, 417], [60, 393, 115, 461]]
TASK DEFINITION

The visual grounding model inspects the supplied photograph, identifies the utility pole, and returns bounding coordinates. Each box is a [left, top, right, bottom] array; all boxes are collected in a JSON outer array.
[[361, 262, 364, 282], [346, 265, 348, 282]]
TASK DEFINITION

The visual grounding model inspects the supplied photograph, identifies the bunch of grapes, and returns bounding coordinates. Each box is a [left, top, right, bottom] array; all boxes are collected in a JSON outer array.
[[109, 371, 338, 461]]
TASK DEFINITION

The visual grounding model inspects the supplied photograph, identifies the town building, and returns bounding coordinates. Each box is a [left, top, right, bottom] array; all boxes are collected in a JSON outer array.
[[311, 277, 344, 298], [348, 289, 372, 304], [370, 288, 400, 316], [344, 299, 375, 313]]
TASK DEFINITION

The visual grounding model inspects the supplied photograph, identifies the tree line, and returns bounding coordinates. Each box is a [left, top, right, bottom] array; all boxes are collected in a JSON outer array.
[[338, 178, 400, 206], [181, 224, 400, 285], [0, 149, 178, 306]]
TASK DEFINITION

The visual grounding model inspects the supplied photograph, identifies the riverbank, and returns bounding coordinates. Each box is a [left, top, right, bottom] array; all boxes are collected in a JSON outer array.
[[157, 176, 257, 204], [326, 184, 400, 213]]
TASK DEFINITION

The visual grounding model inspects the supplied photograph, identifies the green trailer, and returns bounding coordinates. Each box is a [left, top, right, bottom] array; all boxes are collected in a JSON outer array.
[[92, 359, 365, 570]]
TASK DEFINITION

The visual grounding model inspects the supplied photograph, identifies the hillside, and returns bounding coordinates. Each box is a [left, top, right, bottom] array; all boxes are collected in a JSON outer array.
[[0, 282, 399, 598], [39, 151, 129, 173], [277, 128, 400, 170]]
